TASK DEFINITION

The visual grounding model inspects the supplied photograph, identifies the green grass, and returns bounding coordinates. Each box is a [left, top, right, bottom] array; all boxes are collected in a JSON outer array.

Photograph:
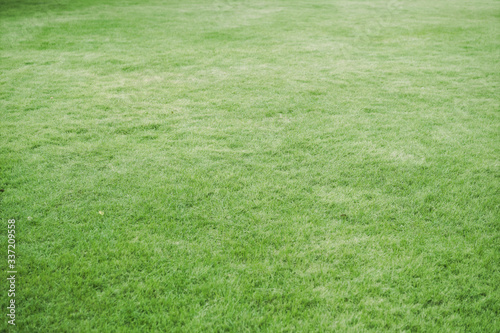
[[1, 0, 499, 331]]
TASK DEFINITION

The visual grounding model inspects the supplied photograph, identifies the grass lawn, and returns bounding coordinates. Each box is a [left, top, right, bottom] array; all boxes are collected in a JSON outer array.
[[1, 0, 499, 331]]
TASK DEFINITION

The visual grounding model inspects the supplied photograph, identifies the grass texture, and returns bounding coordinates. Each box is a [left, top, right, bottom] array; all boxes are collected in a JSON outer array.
[[0, 0, 499, 331]]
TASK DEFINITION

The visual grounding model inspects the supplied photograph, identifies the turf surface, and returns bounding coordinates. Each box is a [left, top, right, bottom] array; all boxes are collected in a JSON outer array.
[[1, 0, 499, 331]]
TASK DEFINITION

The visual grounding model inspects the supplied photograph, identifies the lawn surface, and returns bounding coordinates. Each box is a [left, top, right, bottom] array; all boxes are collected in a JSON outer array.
[[1, 0, 499, 331]]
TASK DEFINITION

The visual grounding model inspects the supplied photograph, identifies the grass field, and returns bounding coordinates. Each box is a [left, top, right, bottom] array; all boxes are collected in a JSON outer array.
[[1, 0, 499, 331]]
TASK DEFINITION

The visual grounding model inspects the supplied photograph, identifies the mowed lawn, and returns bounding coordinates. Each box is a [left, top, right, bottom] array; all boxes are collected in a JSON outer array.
[[1, 0, 499, 331]]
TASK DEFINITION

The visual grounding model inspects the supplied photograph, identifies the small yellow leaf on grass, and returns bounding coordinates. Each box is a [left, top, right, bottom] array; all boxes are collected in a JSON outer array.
[[99, 211, 104, 215]]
